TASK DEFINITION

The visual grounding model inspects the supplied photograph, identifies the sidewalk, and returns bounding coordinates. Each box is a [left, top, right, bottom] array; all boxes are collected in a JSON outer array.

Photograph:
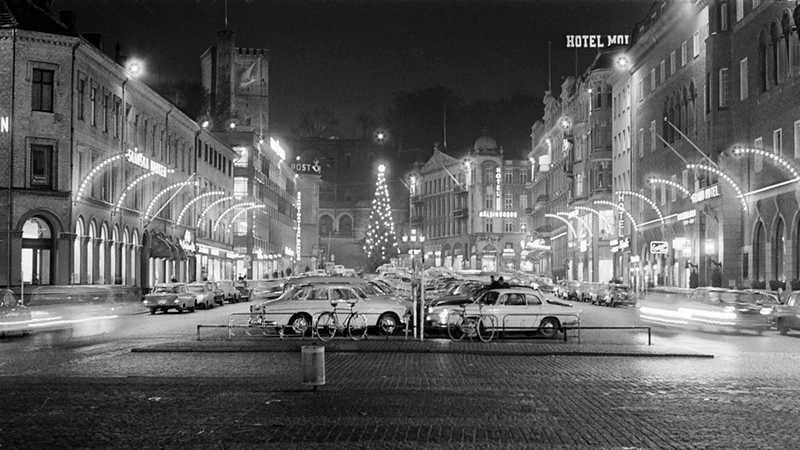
[[131, 334, 714, 357]]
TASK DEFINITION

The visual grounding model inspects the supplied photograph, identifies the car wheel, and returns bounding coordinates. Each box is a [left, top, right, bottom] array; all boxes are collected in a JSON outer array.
[[377, 313, 401, 335], [150, 308, 157, 315], [778, 319, 789, 335], [176, 305, 184, 314], [189, 305, 196, 313], [288, 314, 312, 336], [538, 317, 560, 339], [208, 301, 214, 309]]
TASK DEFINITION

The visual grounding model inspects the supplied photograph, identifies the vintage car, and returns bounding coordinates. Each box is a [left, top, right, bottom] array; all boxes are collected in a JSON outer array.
[[142, 283, 198, 314], [216, 280, 242, 304], [638, 287, 776, 333], [250, 283, 408, 336], [233, 279, 252, 301], [563, 280, 582, 300], [597, 284, 637, 307], [0, 289, 31, 336], [426, 288, 580, 338], [186, 282, 217, 310], [774, 291, 800, 335], [205, 281, 225, 306]]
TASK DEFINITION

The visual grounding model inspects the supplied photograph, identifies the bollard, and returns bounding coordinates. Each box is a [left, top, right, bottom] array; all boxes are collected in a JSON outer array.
[[301, 345, 325, 390]]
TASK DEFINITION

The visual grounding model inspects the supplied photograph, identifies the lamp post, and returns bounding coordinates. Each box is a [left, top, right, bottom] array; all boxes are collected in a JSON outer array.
[[402, 229, 425, 341]]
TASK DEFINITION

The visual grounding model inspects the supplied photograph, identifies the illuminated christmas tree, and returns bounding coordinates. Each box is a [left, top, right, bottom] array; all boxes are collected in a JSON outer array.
[[363, 164, 399, 271]]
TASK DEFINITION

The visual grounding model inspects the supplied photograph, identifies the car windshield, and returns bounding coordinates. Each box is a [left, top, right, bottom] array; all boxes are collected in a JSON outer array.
[[153, 285, 182, 294], [187, 286, 205, 293]]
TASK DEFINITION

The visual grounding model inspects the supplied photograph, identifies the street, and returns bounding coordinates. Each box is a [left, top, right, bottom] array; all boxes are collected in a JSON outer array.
[[1, 298, 800, 449]]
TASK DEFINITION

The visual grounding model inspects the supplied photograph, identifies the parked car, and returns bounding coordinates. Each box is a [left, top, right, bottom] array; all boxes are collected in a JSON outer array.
[[427, 288, 580, 338], [0, 289, 31, 336], [773, 291, 800, 335], [589, 283, 609, 305], [142, 283, 198, 314], [576, 282, 595, 302], [217, 280, 242, 304], [251, 283, 409, 336], [186, 282, 216, 310], [204, 281, 225, 306]]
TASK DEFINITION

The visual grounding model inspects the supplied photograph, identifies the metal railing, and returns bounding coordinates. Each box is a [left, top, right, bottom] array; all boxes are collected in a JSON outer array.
[[560, 326, 652, 345], [197, 313, 279, 341]]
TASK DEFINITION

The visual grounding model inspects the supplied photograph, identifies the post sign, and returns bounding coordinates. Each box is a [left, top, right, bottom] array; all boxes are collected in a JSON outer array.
[[650, 241, 669, 254]]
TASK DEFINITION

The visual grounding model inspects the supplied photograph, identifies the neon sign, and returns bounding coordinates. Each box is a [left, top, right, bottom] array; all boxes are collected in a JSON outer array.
[[479, 211, 517, 218], [126, 148, 167, 177], [495, 167, 502, 209]]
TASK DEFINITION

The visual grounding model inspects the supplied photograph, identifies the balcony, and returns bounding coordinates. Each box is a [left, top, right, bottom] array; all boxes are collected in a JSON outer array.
[[453, 207, 468, 219], [410, 194, 423, 204], [410, 216, 423, 227], [536, 194, 550, 203]]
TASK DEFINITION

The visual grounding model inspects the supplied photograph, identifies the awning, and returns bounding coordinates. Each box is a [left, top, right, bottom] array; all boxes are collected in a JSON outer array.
[[165, 236, 182, 261], [150, 233, 175, 260], [176, 243, 188, 261]]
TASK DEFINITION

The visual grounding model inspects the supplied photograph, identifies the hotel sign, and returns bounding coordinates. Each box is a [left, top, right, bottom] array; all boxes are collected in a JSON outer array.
[[126, 148, 167, 177], [0, 116, 8, 133], [479, 211, 518, 218], [691, 185, 720, 204], [495, 167, 502, 208]]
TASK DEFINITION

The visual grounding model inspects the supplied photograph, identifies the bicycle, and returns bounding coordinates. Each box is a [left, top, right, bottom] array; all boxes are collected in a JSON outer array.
[[315, 297, 368, 341], [446, 303, 497, 343]]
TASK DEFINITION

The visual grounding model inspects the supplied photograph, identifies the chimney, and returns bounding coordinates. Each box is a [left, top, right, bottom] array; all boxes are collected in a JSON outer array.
[[59, 11, 75, 33], [82, 33, 104, 53], [115, 41, 123, 65]]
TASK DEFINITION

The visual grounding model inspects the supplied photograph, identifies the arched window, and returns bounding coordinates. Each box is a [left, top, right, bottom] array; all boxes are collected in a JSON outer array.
[[87, 220, 97, 284], [111, 225, 119, 285], [754, 221, 766, 282], [482, 162, 497, 185], [680, 88, 688, 134], [759, 30, 770, 92], [22, 217, 53, 285], [783, 12, 799, 75], [122, 228, 130, 285], [130, 230, 138, 286], [774, 218, 785, 281], [338, 215, 353, 237], [74, 217, 84, 284], [662, 101, 670, 143], [771, 22, 784, 85], [319, 215, 334, 236]]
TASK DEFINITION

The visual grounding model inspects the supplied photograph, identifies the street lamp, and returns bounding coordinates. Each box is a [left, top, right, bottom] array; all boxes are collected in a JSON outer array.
[[402, 229, 426, 341]]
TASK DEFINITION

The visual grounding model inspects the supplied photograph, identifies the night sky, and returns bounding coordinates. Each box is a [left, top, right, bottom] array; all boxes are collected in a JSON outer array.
[[53, 0, 654, 140]]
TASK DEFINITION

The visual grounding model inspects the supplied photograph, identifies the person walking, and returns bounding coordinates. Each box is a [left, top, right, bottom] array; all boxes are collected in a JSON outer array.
[[499, 276, 510, 288], [488, 275, 500, 289]]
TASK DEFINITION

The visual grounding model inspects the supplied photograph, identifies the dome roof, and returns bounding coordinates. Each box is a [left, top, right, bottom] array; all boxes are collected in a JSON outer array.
[[474, 135, 497, 151]]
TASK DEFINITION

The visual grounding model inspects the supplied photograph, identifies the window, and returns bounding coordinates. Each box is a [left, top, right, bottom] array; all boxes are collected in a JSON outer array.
[[484, 219, 493, 233], [650, 69, 656, 92], [504, 193, 513, 209], [77, 78, 85, 120], [30, 144, 52, 186], [681, 41, 688, 66], [103, 92, 110, 133], [638, 79, 644, 101], [773, 128, 782, 156], [520, 169, 528, 184], [752, 0, 760, 8], [114, 97, 121, 138], [670, 51, 676, 75], [739, 58, 748, 100], [576, 173, 584, 196], [670, 175, 678, 202], [693, 31, 701, 57], [520, 194, 527, 210], [720, 3, 729, 31], [484, 194, 493, 210], [794, 120, 800, 159], [705, 73, 711, 115], [719, 68, 729, 108], [754, 137, 763, 172], [32, 69, 54, 112], [638, 128, 644, 158], [504, 219, 514, 233], [90, 86, 97, 127], [660, 60, 665, 85], [650, 120, 656, 152], [660, 183, 667, 206], [504, 167, 513, 183], [736, 0, 743, 21], [682, 170, 689, 198]]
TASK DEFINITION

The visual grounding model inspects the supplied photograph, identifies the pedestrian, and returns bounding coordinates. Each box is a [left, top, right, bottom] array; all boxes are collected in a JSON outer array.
[[499, 276, 510, 288], [689, 268, 699, 289], [488, 275, 500, 289]]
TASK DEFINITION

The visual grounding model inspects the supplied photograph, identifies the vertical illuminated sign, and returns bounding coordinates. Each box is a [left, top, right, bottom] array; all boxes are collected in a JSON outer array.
[[495, 167, 502, 210], [616, 191, 625, 236], [295, 191, 302, 263], [0, 117, 9, 133]]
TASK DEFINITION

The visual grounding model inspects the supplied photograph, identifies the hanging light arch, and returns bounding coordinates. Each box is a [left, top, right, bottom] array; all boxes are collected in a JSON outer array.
[[572, 206, 615, 234], [556, 212, 593, 239], [616, 190, 664, 223], [142, 179, 199, 222], [594, 200, 639, 231], [545, 213, 578, 240], [686, 163, 748, 212], [176, 191, 226, 227]]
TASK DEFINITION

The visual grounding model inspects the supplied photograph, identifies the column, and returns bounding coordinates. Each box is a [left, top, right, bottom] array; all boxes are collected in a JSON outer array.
[[115, 241, 125, 284], [57, 232, 77, 285]]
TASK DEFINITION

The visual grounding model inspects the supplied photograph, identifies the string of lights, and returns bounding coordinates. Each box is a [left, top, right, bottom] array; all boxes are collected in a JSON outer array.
[[686, 163, 748, 212], [593, 200, 639, 231], [176, 191, 226, 226]]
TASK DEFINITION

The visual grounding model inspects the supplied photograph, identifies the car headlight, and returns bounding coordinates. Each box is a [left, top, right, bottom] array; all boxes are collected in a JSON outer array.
[[174, 299, 180, 303], [427, 306, 433, 314], [604, 295, 610, 300], [759, 307, 774, 315], [438, 310, 448, 322]]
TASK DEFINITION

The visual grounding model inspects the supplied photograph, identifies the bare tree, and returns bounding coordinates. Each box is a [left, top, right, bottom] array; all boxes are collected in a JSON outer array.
[[298, 107, 339, 138]]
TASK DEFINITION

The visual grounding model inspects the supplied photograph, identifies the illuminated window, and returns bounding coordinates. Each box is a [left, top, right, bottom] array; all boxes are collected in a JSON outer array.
[[736, 0, 743, 21], [504, 219, 514, 233], [670, 51, 676, 75], [505, 193, 513, 209], [693, 31, 700, 57], [794, 121, 800, 159], [505, 167, 513, 183], [638, 79, 643, 101], [32, 69, 54, 112], [660, 61, 665, 84], [484, 219, 493, 233], [650, 120, 656, 152], [650, 69, 655, 92], [720, 3, 728, 31]]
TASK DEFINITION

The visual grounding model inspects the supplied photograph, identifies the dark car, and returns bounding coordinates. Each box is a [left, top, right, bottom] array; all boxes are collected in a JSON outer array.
[[598, 284, 636, 307], [776, 291, 800, 335], [564, 280, 581, 301], [425, 282, 487, 310], [234, 279, 252, 301]]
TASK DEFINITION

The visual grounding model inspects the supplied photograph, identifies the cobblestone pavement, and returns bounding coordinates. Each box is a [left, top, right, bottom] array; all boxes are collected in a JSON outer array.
[[1, 350, 799, 449]]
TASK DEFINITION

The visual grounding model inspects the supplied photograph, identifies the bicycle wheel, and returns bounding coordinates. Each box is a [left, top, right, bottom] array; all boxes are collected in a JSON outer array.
[[476, 315, 496, 343], [347, 313, 368, 341], [316, 312, 338, 341], [447, 313, 465, 341]]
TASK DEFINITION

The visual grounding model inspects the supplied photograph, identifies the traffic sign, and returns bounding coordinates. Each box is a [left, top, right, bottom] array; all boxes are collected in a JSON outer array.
[[650, 241, 669, 254], [244, 255, 252, 263]]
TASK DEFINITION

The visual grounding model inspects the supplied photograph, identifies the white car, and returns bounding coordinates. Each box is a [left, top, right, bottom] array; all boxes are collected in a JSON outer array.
[[427, 288, 580, 338], [252, 283, 408, 336]]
